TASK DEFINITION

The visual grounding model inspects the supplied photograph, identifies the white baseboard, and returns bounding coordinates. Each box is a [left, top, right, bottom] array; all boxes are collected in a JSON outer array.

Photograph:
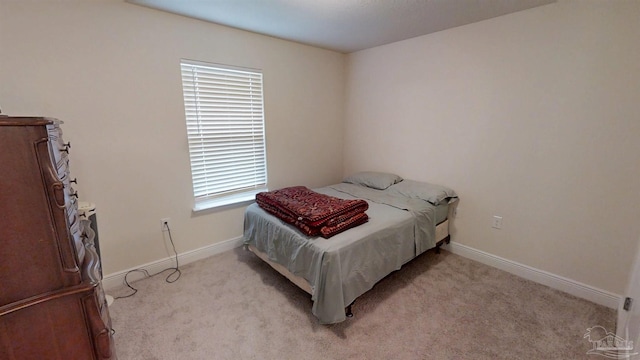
[[102, 236, 244, 291], [102, 237, 620, 309], [444, 241, 621, 309]]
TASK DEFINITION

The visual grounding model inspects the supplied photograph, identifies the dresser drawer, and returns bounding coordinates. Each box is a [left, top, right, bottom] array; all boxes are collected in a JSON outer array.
[[81, 237, 102, 285], [68, 206, 79, 229], [48, 124, 72, 185], [47, 123, 68, 166], [72, 226, 86, 267], [56, 156, 70, 180], [0, 283, 115, 360], [67, 189, 79, 216]]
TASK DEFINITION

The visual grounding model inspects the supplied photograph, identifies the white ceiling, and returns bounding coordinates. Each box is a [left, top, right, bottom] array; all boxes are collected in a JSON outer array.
[[128, 0, 556, 53]]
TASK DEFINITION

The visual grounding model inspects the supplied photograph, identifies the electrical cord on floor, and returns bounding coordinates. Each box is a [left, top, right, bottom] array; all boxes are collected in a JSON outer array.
[[114, 222, 181, 300]]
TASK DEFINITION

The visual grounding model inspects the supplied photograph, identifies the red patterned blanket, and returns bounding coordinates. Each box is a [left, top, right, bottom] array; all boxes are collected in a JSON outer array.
[[255, 186, 369, 238]]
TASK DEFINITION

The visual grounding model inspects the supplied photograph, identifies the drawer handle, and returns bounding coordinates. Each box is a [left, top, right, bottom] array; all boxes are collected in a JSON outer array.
[[60, 141, 71, 153], [70, 191, 79, 199], [70, 178, 78, 184]]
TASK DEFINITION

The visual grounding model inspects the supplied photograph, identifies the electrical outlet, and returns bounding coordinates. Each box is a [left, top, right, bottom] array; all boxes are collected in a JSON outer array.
[[161, 218, 170, 231], [492, 216, 503, 229]]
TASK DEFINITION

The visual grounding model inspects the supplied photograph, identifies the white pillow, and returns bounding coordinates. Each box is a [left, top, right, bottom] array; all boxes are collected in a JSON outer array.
[[343, 171, 403, 190], [386, 180, 458, 205]]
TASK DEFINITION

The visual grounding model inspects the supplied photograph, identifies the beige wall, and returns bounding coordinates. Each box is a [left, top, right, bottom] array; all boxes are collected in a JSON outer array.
[[344, 0, 640, 294], [0, 0, 346, 275], [2, 0, 638, 297]]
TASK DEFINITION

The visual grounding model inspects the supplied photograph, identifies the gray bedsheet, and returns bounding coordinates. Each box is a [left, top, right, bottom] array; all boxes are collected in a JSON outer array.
[[243, 183, 440, 324]]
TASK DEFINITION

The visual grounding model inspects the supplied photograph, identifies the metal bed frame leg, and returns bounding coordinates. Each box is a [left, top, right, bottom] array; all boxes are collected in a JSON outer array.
[[435, 235, 451, 254], [345, 301, 355, 318]]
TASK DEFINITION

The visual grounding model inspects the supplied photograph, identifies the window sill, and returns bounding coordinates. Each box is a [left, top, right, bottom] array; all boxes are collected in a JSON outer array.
[[192, 189, 267, 213]]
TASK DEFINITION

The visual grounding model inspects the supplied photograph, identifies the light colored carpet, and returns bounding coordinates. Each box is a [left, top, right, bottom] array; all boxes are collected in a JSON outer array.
[[109, 247, 615, 359]]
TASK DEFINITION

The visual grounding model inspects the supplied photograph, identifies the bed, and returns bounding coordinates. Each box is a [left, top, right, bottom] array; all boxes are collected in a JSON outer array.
[[243, 172, 458, 324]]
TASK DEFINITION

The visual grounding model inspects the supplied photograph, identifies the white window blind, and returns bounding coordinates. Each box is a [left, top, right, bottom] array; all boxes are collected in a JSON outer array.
[[180, 60, 268, 210]]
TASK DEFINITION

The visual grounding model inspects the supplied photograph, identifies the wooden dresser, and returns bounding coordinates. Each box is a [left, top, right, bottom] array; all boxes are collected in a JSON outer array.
[[0, 116, 116, 359]]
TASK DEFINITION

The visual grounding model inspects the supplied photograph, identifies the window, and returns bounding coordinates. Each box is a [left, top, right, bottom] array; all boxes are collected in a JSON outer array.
[[180, 59, 268, 211]]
